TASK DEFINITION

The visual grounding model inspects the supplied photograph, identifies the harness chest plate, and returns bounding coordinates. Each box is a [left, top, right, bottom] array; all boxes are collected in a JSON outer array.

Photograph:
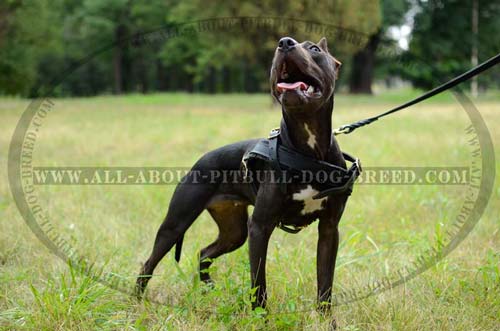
[[241, 128, 362, 233]]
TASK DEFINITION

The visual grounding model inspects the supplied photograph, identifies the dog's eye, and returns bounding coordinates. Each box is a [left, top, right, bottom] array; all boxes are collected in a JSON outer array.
[[309, 45, 321, 52]]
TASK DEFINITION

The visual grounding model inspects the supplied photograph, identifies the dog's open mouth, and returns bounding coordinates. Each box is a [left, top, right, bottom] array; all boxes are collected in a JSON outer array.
[[276, 60, 322, 100]]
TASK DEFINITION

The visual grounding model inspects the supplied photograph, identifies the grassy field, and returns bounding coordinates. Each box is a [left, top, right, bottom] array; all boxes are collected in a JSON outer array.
[[0, 90, 499, 330]]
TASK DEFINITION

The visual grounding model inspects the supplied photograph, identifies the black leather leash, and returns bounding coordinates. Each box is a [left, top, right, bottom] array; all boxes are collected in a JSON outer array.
[[333, 53, 500, 135]]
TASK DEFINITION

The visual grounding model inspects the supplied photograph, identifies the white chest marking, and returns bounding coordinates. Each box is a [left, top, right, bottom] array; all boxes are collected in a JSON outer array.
[[304, 124, 317, 150], [292, 185, 328, 215]]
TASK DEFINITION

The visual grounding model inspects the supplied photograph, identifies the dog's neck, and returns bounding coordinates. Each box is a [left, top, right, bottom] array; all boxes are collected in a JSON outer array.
[[279, 97, 334, 160]]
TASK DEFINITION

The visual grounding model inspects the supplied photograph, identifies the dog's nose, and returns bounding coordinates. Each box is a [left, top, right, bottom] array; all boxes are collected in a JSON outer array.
[[278, 37, 297, 52]]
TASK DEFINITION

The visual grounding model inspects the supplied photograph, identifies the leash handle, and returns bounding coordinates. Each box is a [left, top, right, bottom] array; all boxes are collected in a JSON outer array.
[[334, 53, 500, 135]]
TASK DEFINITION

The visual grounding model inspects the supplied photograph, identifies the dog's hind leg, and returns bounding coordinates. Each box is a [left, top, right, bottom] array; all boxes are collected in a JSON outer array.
[[136, 180, 217, 297], [199, 200, 249, 284]]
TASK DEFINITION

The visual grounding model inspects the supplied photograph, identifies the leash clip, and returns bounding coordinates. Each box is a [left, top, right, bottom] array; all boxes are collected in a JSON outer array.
[[333, 125, 353, 135]]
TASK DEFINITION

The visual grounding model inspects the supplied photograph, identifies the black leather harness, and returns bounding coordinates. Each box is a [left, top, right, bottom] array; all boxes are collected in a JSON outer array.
[[241, 128, 362, 233]]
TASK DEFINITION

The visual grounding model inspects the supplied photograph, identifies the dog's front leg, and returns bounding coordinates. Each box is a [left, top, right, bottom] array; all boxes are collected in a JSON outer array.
[[316, 214, 341, 312], [248, 212, 275, 310]]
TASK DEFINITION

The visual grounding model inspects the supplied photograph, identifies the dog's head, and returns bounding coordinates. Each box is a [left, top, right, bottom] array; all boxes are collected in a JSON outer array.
[[270, 37, 341, 113]]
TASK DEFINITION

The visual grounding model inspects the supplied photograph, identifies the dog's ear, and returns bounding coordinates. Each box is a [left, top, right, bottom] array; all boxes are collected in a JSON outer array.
[[318, 37, 341, 79], [318, 37, 329, 53], [333, 57, 342, 80]]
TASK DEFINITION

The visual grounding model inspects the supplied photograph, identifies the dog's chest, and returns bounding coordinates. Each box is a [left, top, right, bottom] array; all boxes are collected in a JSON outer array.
[[292, 185, 328, 214], [285, 185, 328, 225]]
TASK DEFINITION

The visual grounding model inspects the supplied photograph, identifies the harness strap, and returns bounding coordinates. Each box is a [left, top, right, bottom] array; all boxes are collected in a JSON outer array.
[[312, 161, 359, 199], [244, 140, 359, 194], [277, 223, 305, 234], [242, 129, 361, 234], [278, 144, 354, 176], [242, 131, 361, 197], [268, 128, 287, 194]]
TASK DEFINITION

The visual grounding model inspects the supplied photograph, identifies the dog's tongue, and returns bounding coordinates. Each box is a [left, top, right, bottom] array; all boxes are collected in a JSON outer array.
[[277, 81, 308, 92]]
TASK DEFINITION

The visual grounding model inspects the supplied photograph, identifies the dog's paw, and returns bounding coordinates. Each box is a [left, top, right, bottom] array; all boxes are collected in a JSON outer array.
[[328, 318, 337, 330], [201, 280, 215, 293], [317, 301, 332, 315], [316, 303, 337, 330]]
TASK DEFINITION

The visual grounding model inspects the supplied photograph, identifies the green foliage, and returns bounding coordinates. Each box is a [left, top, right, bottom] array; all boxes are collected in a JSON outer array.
[[0, 0, 384, 96], [381, 0, 410, 28], [0, 0, 62, 95], [404, 0, 500, 89], [0, 1, 497, 96], [348, 0, 410, 94]]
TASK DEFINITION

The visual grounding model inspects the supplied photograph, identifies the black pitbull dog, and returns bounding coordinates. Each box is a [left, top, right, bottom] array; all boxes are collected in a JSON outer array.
[[136, 36, 353, 311]]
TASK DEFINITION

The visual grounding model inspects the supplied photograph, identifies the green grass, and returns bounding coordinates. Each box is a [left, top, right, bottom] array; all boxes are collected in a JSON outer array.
[[1, 90, 499, 330]]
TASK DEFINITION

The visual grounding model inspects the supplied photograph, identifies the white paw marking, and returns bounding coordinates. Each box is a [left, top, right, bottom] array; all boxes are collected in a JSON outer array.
[[304, 124, 317, 150], [292, 185, 328, 215]]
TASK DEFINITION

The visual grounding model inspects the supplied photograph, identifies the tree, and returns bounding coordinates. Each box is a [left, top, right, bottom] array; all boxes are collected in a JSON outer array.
[[0, 0, 387, 96], [0, 0, 61, 95], [348, 0, 410, 94], [404, 0, 500, 91], [47, 0, 169, 95], [158, 0, 383, 93]]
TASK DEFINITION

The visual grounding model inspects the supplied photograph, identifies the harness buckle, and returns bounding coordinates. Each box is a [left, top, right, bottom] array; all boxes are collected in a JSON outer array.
[[268, 127, 281, 139], [241, 156, 249, 178], [354, 157, 362, 173]]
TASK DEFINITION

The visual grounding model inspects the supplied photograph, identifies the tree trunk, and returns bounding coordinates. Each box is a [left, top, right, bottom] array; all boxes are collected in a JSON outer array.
[[349, 31, 381, 94], [156, 60, 167, 91], [471, 0, 478, 97], [113, 24, 127, 94], [113, 39, 122, 94], [139, 58, 148, 94], [205, 67, 215, 93]]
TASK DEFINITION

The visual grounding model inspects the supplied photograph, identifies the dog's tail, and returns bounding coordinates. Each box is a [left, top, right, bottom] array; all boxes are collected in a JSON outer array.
[[174, 234, 184, 262]]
